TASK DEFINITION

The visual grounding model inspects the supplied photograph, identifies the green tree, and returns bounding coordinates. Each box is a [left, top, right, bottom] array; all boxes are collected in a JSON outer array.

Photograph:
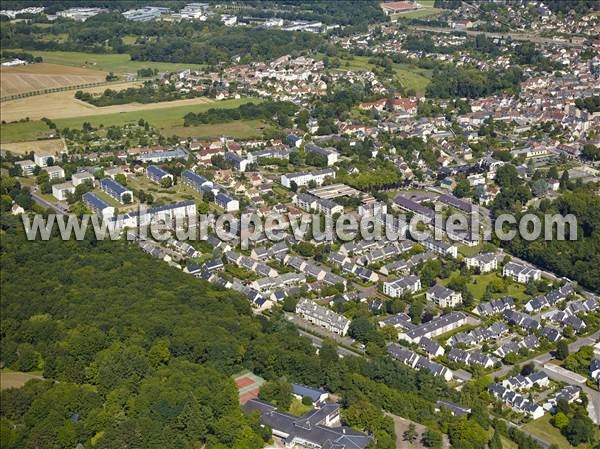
[[556, 340, 569, 360], [403, 423, 417, 443], [422, 429, 443, 448]]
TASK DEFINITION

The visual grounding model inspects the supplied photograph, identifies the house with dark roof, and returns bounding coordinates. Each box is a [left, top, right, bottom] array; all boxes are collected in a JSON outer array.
[[292, 384, 328, 405], [502, 261, 541, 283], [243, 399, 372, 449], [383, 275, 421, 298], [427, 284, 462, 308], [435, 400, 471, 417]]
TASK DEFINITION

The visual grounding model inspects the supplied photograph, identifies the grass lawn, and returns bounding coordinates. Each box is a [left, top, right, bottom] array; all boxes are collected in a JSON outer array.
[[167, 119, 271, 140], [499, 436, 518, 449], [522, 414, 580, 449], [335, 56, 431, 95], [15, 50, 206, 74], [0, 121, 52, 143], [443, 271, 529, 301], [91, 189, 124, 208], [288, 397, 313, 417], [393, 63, 432, 94], [127, 176, 205, 205]]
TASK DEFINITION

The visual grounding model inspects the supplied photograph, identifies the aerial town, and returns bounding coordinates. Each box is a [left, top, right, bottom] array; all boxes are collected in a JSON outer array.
[[1, 1, 599, 449]]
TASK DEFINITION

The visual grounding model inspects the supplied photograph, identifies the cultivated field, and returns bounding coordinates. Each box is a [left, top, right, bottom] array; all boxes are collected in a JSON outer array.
[[1, 63, 107, 97], [12, 50, 206, 75], [1, 97, 260, 142], [0, 138, 66, 155], [0, 84, 214, 122]]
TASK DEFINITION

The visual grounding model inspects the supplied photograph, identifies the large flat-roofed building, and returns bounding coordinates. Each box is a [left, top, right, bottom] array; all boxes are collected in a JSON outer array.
[[52, 181, 75, 201], [15, 160, 37, 176], [381, 1, 419, 15], [281, 168, 335, 189], [72, 171, 95, 187]]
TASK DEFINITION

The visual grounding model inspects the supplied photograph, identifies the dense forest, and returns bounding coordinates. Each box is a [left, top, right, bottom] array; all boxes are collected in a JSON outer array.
[[0, 14, 327, 65], [0, 211, 543, 449], [426, 66, 522, 99], [490, 165, 600, 293]]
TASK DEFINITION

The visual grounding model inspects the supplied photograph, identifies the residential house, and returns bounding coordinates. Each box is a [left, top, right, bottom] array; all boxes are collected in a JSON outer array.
[[427, 284, 463, 308], [383, 275, 421, 298], [82, 192, 115, 217], [44, 166, 65, 180], [503, 261, 541, 283], [296, 298, 350, 336], [465, 252, 498, 273], [72, 171, 95, 187]]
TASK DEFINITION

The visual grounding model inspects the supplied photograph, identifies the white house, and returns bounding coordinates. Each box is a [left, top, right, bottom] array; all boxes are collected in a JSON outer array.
[[465, 252, 498, 273], [503, 261, 541, 284], [383, 275, 421, 298], [426, 284, 463, 308]]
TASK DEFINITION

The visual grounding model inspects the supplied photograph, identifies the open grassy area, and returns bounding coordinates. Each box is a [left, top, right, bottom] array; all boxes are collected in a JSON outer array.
[[126, 175, 205, 205], [0, 120, 52, 143], [336, 56, 431, 95], [1, 98, 260, 142], [0, 369, 43, 390], [14, 50, 206, 74], [500, 435, 518, 449], [288, 397, 313, 417], [393, 63, 432, 94], [443, 271, 529, 301], [522, 414, 578, 449], [168, 119, 272, 140]]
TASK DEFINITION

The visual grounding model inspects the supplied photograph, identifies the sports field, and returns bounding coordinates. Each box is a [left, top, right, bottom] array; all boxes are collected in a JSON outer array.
[[1, 63, 106, 97], [13, 50, 206, 75], [233, 371, 265, 404]]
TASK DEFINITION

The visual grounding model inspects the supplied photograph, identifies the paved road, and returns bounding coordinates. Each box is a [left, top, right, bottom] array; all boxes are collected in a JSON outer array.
[[406, 25, 584, 48], [295, 328, 362, 358], [31, 192, 67, 215]]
